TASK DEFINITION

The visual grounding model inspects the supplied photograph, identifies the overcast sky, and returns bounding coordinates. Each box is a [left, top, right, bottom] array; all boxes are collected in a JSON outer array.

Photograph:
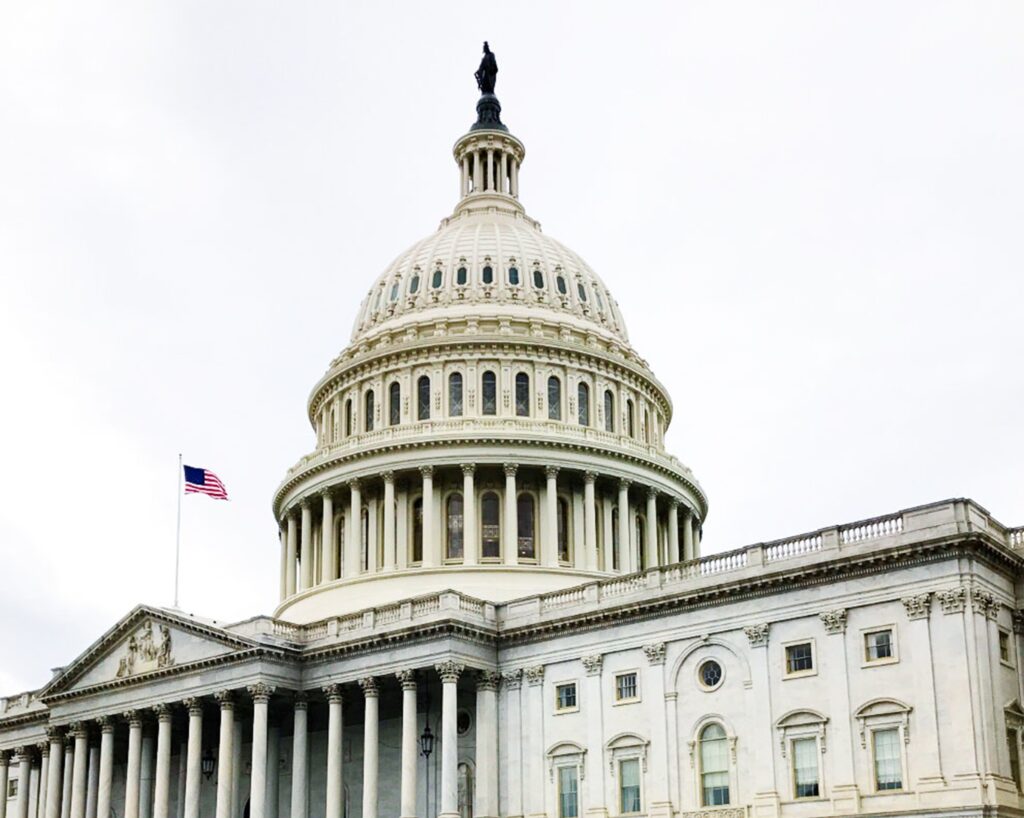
[[1, 1, 1022, 695]]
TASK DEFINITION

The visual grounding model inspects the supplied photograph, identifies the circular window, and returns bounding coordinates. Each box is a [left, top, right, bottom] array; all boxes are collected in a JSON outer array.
[[698, 660, 723, 690], [456, 708, 472, 736]]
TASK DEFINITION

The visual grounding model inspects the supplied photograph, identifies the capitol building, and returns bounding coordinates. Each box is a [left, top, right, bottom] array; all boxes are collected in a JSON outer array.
[[3, 51, 1024, 818]]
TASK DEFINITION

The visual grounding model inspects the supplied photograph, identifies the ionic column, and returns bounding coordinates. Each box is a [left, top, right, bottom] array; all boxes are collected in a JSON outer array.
[[322, 686, 343, 818], [396, 671, 417, 818], [290, 694, 309, 818], [15, 750, 32, 818], [474, 673, 499, 818], [382, 472, 396, 571], [645, 489, 658, 568], [43, 730, 63, 818], [285, 515, 298, 596], [151, 707, 172, 818], [182, 700, 203, 818], [667, 501, 680, 563], [345, 481, 362, 578], [37, 743, 49, 818], [462, 465, 477, 565], [503, 464, 518, 565], [617, 480, 631, 573], [0, 752, 9, 818], [543, 467, 559, 567], [213, 693, 234, 818], [60, 739, 72, 818], [320, 490, 335, 582], [583, 472, 598, 570], [68, 725, 88, 818], [139, 728, 155, 818], [299, 502, 313, 589], [248, 685, 274, 818], [359, 679, 379, 818], [95, 719, 115, 818], [123, 712, 143, 818], [435, 661, 464, 818], [420, 467, 437, 567]]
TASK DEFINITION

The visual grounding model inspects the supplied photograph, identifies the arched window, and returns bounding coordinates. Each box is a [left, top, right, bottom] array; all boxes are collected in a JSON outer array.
[[556, 274, 568, 295], [604, 390, 615, 432], [417, 376, 431, 420], [627, 400, 635, 438], [411, 498, 423, 563], [508, 265, 520, 285], [449, 372, 464, 417], [481, 371, 497, 416], [482, 264, 494, 284], [700, 724, 730, 806], [515, 373, 530, 417], [409, 273, 420, 294], [533, 269, 544, 289], [517, 494, 536, 560], [389, 382, 401, 426], [644, 408, 651, 443], [344, 399, 353, 437], [364, 390, 375, 432], [578, 382, 590, 426], [446, 493, 464, 560], [480, 492, 500, 559], [548, 376, 562, 420], [557, 497, 570, 562], [456, 265, 468, 286], [611, 508, 620, 570], [432, 268, 443, 289]]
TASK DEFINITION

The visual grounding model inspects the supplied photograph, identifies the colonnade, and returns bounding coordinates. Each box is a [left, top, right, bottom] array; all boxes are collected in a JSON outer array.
[[459, 145, 518, 198], [278, 465, 702, 600], [4, 666, 494, 818]]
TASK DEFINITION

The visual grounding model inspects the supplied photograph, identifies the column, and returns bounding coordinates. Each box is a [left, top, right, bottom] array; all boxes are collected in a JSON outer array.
[[95, 719, 114, 818], [602, 495, 615, 572], [85, 741, 98, 818], [692, 514, 701, 554], [29, 756, 39, 818], [901, 594, 944, 787], [462, 465, 477, 565], [0, 752, 9, 818], [511, 159, 519, 198], [645, 489, 658, 568], [286, 515, 298, 596], [15, 750, 31, 818], [473, 151, 482, 191], [213, 693, 234, 818], [503, 465, 518, 566], [524, 668, 545, 818], [290, 694, 308, 818], [278, 527, 287, 601], [819, 610, 859, 811], [501, 672, 523, 818], [182, 699, 203, 818], [461, 155, 470, 195], [435, 661, 464, 818], [231, 715, 243, 818], [544, 467, 559, 567], [176, 741, 187, 818], [681, 508, 694, 561], [37, 744, 49, 818], [299, 502, 313, 589], [366, 495, 379, 573], [475, 673, 499, 818], [122, 713, 143, 818], [69, 725, 88, 818], [583, 473, 598, 570], [643, 645, 671, 818], [667, 501, 679, 564], [486, 149, 494, 190], [266, 726, 280, 818], [139, 729, 155, 818], [420, 467, 437, 567], [582, 657, 606, 818], [360, 679, 379, 818], [248, 684, 274, 818], [152, 706, 172, 818], [321, 491, 335, 582], [44, 730, 63, 818], [382, 472, 396, 571], [345, 481, 362, 578], [322, 685, 343, 818], [60, 740, 72, 818], [499, 152, 508, 194], [617, 480, 630, 573], [396, 671, 417, 818]]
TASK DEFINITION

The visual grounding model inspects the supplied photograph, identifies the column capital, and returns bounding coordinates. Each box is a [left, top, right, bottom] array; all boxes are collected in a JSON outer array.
[[744, 623, 770, 648], [434, 660, 464, 683], [152, 703, 173, 721], [292, 691, 310, 710], [318, 487, 333, 500], [646, 486, 658, 500], [581, 654, 603, 676], [13, 746, 32, 763], [347, 478, 362, 491], [544, 466, 559, 479], [395, 670, 417, 690], [501, 669, 523, 689], [358, 677, 379, 697], [460, 463, 476, 476], [418, 465, 434, 478], [97, 715, 116, 733], [122, 710, 144, 727], [618, 478, 631, 490], [212, 690, 234, 710], [503, 463, 518, 477], [37, 741, 49, 758], [0, 750, 9, 766], [321, 684, 342, 704], [901, 592, 932, 620], [247, 683, 276, 703], [381, 470, 396, 484], [181, 697, 203, 717], [583, 471, 597, 484], [299, 498, 310, 510], [69, 721, 89, 739], [668, 497, 680, 509], [524, 665, 545, 686], [476, 671, 500, 692], [46, 725, 64, 742], [819, 608, 847, 634]]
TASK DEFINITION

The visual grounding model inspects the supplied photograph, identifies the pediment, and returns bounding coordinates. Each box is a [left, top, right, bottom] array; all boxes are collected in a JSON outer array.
[[43, 606, 261, 699]]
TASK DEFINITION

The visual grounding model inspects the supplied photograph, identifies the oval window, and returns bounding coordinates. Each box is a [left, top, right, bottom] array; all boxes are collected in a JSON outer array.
[[482, 265, 494, 284], [389, 281, 399, 301], [577, 283, 588, 302], [432, 269, 443, 289], [456, 266, 468, 285], [593, 286, 604, 309], [508, 266, 520, 285], [556, 275, 567, 295], [409, 274, 420, 294], [699, 660, 723, 689], [533, 269, 544, 289]]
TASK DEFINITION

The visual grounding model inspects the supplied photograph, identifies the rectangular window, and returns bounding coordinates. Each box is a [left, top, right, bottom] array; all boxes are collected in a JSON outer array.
[[619, 758, 641, 813], [1009, 729, 1022, 791], [558, 766, 579, 818], [792, 737, 820, 798], [785, 642, 814, 675], [555, 682, 577, 712], [615, 672, 638, 702], [7, 780, 18, 799], [873, 728, 903, 791], [865, 629, 894, 662], [1000, 631, 1011, 663]]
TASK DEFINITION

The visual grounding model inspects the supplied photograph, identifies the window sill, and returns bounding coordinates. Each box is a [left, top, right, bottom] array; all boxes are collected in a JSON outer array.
[[554, 706, 580, 715], [861, 657, 899, 668], [613, 697, 641, 707], [783, 669, 817, 680]]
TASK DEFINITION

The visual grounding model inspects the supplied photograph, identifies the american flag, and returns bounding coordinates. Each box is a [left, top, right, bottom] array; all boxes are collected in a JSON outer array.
[[183, 465, 229, 500]]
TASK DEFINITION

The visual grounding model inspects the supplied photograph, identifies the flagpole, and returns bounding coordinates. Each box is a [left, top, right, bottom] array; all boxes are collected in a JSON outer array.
[[174, 453, 182, 609]]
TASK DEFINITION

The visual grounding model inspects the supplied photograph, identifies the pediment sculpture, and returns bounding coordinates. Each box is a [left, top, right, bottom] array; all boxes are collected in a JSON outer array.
[[115, 620, 174, 678]]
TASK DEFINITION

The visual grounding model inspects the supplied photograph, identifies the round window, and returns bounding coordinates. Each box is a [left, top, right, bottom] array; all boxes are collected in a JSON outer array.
[[456, 708, 472, 736], [698, 659, 723, 690]]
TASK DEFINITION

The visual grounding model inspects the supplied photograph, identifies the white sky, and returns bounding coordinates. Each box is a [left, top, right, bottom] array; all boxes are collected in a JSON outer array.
[[1, 1, 1022, 695]]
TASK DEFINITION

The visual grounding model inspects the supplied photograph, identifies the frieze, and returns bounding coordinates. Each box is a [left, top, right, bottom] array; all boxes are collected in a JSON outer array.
[[115, 621, 174, 678]]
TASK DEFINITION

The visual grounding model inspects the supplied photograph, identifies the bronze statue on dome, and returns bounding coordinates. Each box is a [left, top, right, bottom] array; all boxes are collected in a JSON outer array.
[[475, 41, 498, 95]]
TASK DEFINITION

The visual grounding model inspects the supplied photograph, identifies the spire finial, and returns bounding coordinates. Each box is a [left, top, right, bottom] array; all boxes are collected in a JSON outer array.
[[471, 41, 506, 132]]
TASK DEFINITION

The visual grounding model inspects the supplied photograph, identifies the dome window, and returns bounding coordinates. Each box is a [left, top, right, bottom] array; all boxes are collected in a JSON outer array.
[[432, 269, 443, 289], [411, 498, 423, 563], [533, 269, 544, 289], [578, 382, 590, 426], [389, 382, 401, 426], [446, 493, 464, 560], [556, 274, 567, 295], [508, 266, 520, 286], [417, 376, 431, 421], [627, 399, 635, 438], [482, 265, 494, 284], [481, 371, 497, 415], [448, 372, 464, 417], [517, 493, 536, 560], [480, 492, 500, 558], [557, 497, 570, 562], [364, 390, 375, 432], [374, 287, 384, 309], [344, 399, 353, 437], [547, 376, 562, 421], [409, 274, 420, 294], [389, 281, 400, 302], [515, 373, 530, 417], [603, 390, 615, 433], [577, 283, 588, 302], [456, 266, 468, 286], [593, 286, 605, 310]]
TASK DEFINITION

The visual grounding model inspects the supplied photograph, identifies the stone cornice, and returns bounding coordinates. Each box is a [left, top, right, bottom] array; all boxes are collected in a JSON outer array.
[[300, 620, 498, 667]]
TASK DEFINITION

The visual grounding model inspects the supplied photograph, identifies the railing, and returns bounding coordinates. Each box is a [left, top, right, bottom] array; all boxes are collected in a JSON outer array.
[[602, 575, 644, 598], [699, 549, 748, 575], [840, 513, 903, 544], [764, 532, 823, 562], [1010, 528, 1024, 549], [540, 587, 586, 612]]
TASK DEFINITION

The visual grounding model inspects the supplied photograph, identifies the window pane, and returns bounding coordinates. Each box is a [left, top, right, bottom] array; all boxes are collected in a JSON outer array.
[[456, 266, 468, 285], [556, 683, 577, 710], [577, 282, 588, 302], [558, 767, 578, 818], [533, 269, 544, 289], [786, 643, 813, 673], [517, 495, 535, 559], [449, 373, 464, 417], [432, 269, 443, 288], [548, 376, 562, 420], [481, 493, 500, 558], [409, 274, 420, 294], [873, 729, 902, 790], [418, 376, 431, 420], [515, 373, 530, 417], [365, 391, 375, 431], [619, 759, 640, 813], [556, 275, 567, 295], [866, 630, 893, 661], [508, 266, 519, 285], [1008, 729, 1021, 791], [578, 383, 590, 426], [447, 494, 464, 559], [793, 738, 819, 798], [627, 400, 635, 437], [701, 724, 730, 806], [482, 265, 493, 284], [616, 673, 637, 700], [389, 382, 401, 426], [482, 372, 497, 415], [604, 390, 615, 432]]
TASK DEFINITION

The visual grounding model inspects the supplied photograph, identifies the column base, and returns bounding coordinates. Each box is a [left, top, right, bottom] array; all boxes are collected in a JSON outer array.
[[986, 774, 1020, 807], [439, 812, 461, 818], [830, 783, 860, 814], [648, 800, 674, 818], [751, 790, 780, 818]]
